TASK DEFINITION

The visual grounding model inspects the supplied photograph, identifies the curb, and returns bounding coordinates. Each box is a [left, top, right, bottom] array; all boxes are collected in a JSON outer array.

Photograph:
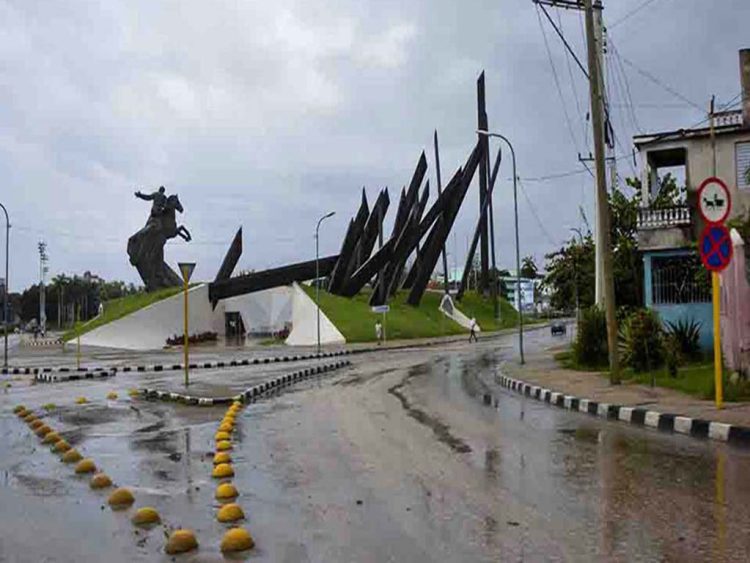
[[139, 360, 352, 406], [497, 374, 750, 448], [23, 350, 354, 382]]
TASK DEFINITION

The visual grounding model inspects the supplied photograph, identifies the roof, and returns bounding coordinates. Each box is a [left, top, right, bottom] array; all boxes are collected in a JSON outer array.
[[633, 110, 748, 148]]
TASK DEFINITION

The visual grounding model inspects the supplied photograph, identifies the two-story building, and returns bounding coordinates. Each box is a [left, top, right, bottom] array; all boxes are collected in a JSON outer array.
[[634, 49, 750, 350]]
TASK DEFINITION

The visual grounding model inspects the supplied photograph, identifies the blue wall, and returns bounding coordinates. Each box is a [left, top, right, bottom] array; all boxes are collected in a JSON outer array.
[[643, 249, 713, 350]]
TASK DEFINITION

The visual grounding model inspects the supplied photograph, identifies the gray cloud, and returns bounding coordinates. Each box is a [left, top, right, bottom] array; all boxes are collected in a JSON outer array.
[[1, 0, 747, 289]]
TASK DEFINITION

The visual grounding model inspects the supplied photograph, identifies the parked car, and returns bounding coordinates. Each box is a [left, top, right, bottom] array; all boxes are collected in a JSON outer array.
[[551, 322, 566, 336]]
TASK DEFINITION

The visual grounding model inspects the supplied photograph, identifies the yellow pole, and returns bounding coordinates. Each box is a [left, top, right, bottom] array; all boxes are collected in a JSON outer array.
[[183, 277, 189, 387], [76, 304, 81, 370], [712, 271, 722, 409]]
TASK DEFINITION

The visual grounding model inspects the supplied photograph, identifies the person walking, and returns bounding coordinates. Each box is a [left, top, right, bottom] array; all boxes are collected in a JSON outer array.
[[468, 317, 478, 343], [375, 320, 383, 345]]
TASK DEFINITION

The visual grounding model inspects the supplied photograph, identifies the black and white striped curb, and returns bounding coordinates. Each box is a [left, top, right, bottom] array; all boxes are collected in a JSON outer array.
[[138, 359, 351, 406], [19, 349, 355, 381], [34, 369, 116, 383], [498, 374, 750, 448], [21, 338, 63, 348]]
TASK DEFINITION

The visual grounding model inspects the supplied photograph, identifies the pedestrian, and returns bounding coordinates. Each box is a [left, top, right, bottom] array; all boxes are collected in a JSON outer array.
[[375, 320, 383, 345], [469, 317, 478, 343]]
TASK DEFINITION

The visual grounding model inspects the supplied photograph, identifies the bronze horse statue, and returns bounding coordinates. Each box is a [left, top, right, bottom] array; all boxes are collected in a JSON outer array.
[[128, 192, 192, 291]]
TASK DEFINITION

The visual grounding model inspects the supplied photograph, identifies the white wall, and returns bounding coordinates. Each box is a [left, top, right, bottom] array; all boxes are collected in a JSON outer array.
[[79, 284, 216, 350], [223, 286, 293, 335], [286, 283, 345, 346]]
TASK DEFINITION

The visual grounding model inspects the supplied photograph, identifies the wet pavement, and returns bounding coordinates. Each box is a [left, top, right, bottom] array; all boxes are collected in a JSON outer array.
[[2, 330, 750, 561]]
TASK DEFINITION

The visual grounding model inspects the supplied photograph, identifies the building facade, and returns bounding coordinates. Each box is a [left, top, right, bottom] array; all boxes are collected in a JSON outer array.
[[634, 49, 750, 349]]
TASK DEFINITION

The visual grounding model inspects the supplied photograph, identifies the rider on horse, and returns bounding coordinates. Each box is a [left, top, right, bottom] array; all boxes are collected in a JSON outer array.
[[135, 186, 168, 218]]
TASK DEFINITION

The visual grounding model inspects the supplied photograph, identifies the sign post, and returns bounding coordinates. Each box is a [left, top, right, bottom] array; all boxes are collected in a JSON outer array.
[[371, 305, 389, 344], [698, 177, 732, 410], [178, 262, 196, 387]]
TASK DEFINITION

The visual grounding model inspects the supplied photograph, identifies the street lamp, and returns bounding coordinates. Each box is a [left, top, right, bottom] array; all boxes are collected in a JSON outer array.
[[477, 130, 524, 364], [570, 228, 584, 329], [315, 211, 335, 355], [0, 203, 9, 369]]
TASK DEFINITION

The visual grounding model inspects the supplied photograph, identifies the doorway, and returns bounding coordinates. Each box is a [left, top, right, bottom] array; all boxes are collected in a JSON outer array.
[[224, 312, 246, 345]]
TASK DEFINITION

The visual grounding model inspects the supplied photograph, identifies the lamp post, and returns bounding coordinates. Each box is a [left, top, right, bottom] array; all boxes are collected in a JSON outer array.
[[477, 130, 524, 364], [570, 228, 584, 329], [315, 211, 335, 356], [0, 203, 8, 369]]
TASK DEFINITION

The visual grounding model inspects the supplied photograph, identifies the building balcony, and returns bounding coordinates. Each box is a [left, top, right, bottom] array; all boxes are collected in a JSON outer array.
[[636, 205, 691, 230], [636, 205, 694, 252]]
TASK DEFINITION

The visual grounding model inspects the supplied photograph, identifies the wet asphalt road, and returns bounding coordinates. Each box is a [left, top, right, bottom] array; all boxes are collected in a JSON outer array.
[[2, 330, 750, 562]]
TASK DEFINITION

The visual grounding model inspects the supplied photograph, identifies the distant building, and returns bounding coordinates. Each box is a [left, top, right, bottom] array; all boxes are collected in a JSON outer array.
[[634, 48, 750, 349]]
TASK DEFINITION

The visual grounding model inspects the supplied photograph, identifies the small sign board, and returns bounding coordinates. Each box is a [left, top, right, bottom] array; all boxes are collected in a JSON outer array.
[[697, 177, 731, 225], [371, 305, 390, 314], [178, 262, 196, 283], [699, 224, 733, 272]]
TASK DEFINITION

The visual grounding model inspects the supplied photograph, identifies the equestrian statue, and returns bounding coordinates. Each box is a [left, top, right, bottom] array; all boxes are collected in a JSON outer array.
[[127, 186, 192, 291]]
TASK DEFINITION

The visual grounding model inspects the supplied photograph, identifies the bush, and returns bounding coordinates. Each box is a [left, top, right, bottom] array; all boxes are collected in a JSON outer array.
[[573, 306, 609, 367], [663, 333, 682, 377], [166, 331, 218, 346], [620, 309, 664, 372], [665, 318, 702, 361]]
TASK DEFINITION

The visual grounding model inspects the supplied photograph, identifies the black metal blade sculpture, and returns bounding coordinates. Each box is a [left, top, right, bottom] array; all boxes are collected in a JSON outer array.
[[327, 189, 369, 294], [208, 255, 339, 302], [407, 143, 482, 306]]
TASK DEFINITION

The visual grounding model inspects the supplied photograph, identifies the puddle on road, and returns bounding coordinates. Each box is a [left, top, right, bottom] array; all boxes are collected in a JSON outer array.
[[14, 474, 69, 497], [388, 364, 471, 454]]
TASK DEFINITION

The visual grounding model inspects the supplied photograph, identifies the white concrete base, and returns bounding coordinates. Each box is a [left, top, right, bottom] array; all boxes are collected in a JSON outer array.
[[285, 283, 346, 346], [77, 281, 346, 350], [439, 294, 476, 331], [79, 284, 219, 350]]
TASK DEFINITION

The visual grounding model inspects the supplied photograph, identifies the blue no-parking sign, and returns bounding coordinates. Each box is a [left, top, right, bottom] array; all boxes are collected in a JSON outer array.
[[699, 224, 732, 272]]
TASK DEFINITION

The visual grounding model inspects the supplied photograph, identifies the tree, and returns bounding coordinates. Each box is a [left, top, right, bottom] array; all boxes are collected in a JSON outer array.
[[520, 256, 538, 279], [543, 184, 644, 312]]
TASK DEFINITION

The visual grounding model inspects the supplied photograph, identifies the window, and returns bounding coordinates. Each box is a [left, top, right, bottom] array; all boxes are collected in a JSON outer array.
[[737, 142, 750, 190], [651, 254, 710, 305]]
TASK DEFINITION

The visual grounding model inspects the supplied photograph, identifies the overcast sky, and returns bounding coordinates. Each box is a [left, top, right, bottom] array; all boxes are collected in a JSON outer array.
[[1, 0, 748, 291]]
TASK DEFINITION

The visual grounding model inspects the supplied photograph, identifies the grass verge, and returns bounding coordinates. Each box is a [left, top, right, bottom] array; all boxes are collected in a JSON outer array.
[[303, 287, 521, 343], [554, 349, 750, 401], [62, 286, 183, 341]]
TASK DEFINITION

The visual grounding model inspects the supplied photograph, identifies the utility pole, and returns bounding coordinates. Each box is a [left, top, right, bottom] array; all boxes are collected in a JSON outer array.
[[584, 0, 619, 382], [38, 241, 48, 335]]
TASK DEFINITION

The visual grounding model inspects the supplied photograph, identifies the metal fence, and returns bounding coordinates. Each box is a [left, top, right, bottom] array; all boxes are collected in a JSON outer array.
[[651, 255, 711, 305]]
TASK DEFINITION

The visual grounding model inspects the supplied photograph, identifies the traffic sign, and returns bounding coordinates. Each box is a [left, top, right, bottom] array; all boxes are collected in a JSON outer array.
[[699, 224, 733, 272], [371, 305, 390, 314], [698, 177, 731, 225], [178, 262, 196, 283]]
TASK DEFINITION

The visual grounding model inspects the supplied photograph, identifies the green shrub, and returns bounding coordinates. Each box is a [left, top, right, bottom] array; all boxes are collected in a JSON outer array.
[[663, 333, 682, 377], [620, 309, 664, 372], [665, 318, 702, 361], [573, 306, 609, 367]]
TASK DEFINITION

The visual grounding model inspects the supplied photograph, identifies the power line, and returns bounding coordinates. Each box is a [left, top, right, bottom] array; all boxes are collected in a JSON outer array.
[[609, 0, 661, 30], [533, 1, 589, 79], [535, 5, 582, 154], [557, 7, 589, 151], [518, 179, 558, 247], [619, 55, 705, 113]]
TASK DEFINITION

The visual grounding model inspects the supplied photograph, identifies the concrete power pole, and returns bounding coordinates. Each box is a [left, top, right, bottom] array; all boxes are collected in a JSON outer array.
[[593, 6, 606, 306], [584, 0, 620, 383], [38, 241, 48, 334]]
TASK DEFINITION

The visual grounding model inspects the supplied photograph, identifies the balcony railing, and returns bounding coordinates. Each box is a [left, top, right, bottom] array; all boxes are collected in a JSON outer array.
[[637, 205, 691, 229]]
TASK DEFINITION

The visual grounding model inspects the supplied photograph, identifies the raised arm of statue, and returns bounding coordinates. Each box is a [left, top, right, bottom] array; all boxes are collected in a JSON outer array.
[[135, 191, 154, 201]]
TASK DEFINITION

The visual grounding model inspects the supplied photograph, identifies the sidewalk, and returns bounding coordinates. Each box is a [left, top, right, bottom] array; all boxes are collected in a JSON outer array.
[[501, 346, 750, 428]]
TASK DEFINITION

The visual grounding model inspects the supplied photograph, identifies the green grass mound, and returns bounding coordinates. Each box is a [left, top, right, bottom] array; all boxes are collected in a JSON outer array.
[[303, 286, 518, 343], [457, 291, 519, 332], [63, 286, 184, 342]]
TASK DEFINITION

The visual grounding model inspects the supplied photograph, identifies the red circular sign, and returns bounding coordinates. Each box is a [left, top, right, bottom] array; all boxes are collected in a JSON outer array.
[[697, 176, 731, 224], [699, 224, 733, 272]]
